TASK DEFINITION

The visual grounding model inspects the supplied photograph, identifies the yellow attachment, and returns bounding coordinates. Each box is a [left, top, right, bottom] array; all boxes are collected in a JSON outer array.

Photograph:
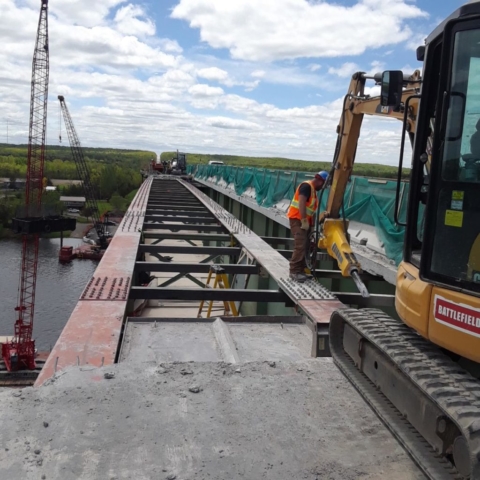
[[317, 219, 362, 277], [197, 265, 239, 318]]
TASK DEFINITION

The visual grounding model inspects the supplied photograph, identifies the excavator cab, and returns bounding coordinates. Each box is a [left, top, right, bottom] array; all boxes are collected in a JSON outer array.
[[393, 2, 480, 365]]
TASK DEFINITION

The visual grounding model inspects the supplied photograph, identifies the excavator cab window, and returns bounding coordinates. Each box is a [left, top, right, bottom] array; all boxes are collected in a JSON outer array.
[[421, 22, 480, 293]]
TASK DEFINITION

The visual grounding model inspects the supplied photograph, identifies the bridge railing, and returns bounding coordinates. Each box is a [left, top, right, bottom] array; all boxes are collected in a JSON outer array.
[[188, 164, 421, 265]]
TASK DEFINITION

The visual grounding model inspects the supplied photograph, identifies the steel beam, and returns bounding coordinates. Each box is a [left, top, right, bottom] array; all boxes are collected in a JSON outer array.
[[144, 215, 218, 223], [129, 287, 286, 302], [139, 245, 241, 256], [146, 210, 215, 217], [261, 236, 294, 246], [143, 223, 226, 232], [142, 232, 231, 242], [134, 262, 259, 274], [147, 204, 207, 211], [148, 198, 199, 203]]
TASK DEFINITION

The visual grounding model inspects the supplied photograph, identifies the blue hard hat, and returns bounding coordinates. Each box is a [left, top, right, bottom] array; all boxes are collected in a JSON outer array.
[[315, 171, 329, 181]]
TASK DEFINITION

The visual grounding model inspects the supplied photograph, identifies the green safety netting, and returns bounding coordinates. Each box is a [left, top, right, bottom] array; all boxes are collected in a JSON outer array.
[[187, 164, 410, 264]]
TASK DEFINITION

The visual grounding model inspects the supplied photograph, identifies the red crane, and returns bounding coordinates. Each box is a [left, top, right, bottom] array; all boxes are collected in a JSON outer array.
[[2, 0, 50, 371]]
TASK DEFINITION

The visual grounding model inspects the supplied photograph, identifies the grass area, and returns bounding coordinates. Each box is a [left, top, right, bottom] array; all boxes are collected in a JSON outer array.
[[161, 152, 409, 179], [96, 201, 112, 216], [125, 189, 138, 203], [42, 231, 73, 239]]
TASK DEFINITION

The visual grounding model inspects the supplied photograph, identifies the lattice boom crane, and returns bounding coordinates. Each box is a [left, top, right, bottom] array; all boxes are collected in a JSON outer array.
[[1, 0, 75, 372], [58, 95, 108, 249]]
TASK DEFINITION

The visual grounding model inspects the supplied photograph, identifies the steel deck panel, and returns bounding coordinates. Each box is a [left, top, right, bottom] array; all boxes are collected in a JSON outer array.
[[35, 178, 153, 386]]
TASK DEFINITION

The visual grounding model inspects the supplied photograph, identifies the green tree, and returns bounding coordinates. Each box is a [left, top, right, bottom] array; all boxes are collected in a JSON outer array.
[[110, 193, 127, 213]]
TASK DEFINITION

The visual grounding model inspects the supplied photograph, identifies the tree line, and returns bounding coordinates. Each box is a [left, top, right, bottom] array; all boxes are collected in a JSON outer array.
[[161, 151, 410, 179], [0, 144, 155, 181], [0, 144, 152, 233]]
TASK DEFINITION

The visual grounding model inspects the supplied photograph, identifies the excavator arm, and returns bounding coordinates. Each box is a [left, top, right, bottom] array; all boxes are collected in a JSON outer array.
[[316, 70, 421, 295]]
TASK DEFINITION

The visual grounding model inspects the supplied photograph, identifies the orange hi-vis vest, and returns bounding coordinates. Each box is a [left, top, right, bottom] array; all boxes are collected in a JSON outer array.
[[287, 180, 318, 225]]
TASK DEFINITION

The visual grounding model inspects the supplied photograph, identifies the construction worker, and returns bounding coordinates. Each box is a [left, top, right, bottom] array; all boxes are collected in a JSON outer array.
[[287, 171, 328, 282]]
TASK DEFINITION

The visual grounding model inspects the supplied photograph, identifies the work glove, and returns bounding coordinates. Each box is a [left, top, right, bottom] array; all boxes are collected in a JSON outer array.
[[300, 218, 309, 230]]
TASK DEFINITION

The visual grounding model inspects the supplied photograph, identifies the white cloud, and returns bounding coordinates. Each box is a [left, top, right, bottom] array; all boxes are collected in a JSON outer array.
[[114, 4, 155, 37], [308, 64, 321, 72], [251, 70, 266, 78], [48, 0, 125, 28], [369, 60, 386, 74], [206, 117, 260, 130], [171, 0, 428, 62], [0, 0, 418, 165], [188, 84, 224, 97], [406, 32, 427, 51], [197, 67, 229, 83], [328, 62, 360, 78]]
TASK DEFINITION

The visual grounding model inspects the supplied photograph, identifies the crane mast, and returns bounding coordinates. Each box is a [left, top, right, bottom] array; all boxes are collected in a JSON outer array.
[[58, 96, 107, 248], [2, 0, 50, 371]]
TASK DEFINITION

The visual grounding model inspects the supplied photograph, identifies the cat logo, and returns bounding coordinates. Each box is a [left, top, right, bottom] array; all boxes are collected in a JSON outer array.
[[380, 106, 390, 114]]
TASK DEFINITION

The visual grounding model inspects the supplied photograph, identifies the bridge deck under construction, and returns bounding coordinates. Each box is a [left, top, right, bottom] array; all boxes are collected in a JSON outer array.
[[0, 176, 426, 480], [36, 176, 395, 385]]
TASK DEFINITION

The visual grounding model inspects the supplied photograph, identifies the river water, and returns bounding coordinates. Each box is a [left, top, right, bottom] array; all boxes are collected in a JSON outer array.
[[0, 238, 97, 351]]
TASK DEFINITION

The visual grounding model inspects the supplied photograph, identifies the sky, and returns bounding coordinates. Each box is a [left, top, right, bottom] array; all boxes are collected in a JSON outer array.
[[0, 0, 467, 164]]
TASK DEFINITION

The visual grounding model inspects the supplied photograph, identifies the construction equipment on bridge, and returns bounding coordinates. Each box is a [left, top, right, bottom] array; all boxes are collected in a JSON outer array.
[[1, 0, 75, 372], [307, 70, 421, 296], [150, 158, 164, 174], [58, 95, 109, 250], [321, 3, 480, 478], [171, 150, 187, 176]]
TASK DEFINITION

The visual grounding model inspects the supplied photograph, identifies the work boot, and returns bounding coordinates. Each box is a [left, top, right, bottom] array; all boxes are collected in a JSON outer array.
[[289, 273, 308, 283]]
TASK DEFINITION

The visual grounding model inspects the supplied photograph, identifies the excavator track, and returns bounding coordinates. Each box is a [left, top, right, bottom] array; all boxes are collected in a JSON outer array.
[[330, 308, 480, 480]]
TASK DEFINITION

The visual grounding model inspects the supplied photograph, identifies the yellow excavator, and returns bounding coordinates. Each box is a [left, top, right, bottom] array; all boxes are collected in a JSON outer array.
[[314, 2, 480, 479]]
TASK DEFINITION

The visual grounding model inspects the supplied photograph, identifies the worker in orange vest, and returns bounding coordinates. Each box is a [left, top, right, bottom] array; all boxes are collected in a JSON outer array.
[[287, 171, 328, 282]]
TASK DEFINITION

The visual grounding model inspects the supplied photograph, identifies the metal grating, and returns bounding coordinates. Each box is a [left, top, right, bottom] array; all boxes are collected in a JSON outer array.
[[181, 180, 254, 235], [80, 276, 131, 301], [278, 277, 337, 301]]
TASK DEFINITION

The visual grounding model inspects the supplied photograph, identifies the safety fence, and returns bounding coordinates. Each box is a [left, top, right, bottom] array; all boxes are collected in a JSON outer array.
[[187, 164, 413, 264]]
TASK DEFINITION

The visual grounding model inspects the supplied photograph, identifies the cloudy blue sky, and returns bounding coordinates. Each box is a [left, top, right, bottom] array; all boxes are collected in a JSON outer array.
[[0, 0, 465, 164]]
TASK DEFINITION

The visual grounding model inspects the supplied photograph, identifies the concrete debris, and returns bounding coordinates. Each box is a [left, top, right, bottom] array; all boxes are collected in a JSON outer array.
[[268, 361, 276, 368], [180, 368, 193, 375], [104, 372, 115, 379], [43, 422, 49, 428], [0, 362, 424, 480], [166, 475, 176, 480], [34, 449, 41, 455], [188, 385, 201, 394]]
